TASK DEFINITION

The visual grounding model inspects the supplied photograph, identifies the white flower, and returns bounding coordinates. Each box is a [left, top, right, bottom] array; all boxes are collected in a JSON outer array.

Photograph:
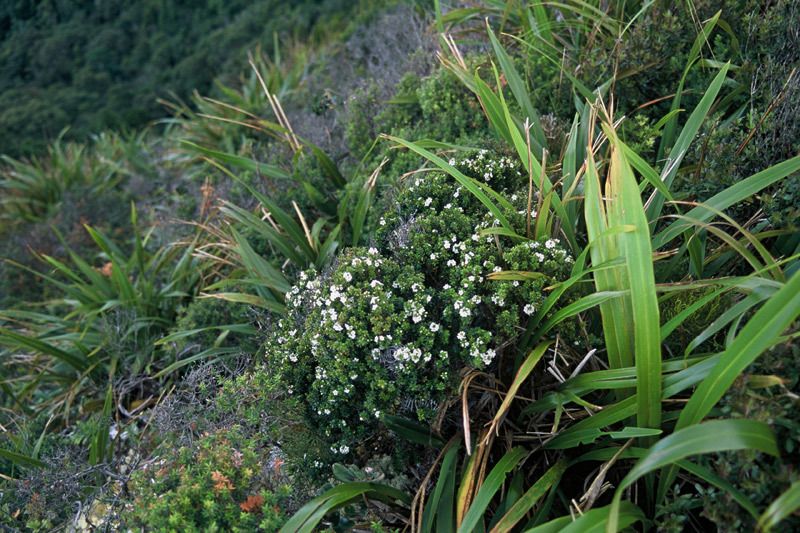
[[429, 322, 440, 332], [545, 239, 556, 249], [424, 197, 433, 207], [339, 445, 350, 454], [459, 307, 472, 318], [343, 272, 352, 282], [430, 253, 438, 260], [523, 304, 535, 315], [447, 259, 457, 267], [449, 158, 456, 165]]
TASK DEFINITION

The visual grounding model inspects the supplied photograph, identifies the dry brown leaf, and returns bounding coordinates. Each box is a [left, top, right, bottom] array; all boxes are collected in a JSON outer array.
[[211, 471, 234, 492], [239, 494, 264, 513]]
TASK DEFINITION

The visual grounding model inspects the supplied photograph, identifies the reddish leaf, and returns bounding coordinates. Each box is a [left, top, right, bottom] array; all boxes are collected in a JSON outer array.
[[240, 494, 265, 513]]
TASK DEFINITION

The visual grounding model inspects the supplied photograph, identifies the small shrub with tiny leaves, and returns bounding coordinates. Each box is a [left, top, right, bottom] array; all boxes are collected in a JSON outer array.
[[268, 151, 575, 458], [126, 427, 289, 532], [172, 296, 257, 352]]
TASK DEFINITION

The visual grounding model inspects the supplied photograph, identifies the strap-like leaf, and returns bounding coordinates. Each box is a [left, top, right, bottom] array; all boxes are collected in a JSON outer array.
[[759, 481, 800, 532], [607, 419, 778, 532], [280, 482, 410, 533], [458, 447, 528, 533]]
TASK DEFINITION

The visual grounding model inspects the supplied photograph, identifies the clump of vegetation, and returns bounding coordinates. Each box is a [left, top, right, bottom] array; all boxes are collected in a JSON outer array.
[[126, 427, 289, 532]]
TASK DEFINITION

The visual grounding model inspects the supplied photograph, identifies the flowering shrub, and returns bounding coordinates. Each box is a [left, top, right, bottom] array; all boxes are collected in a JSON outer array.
[[269, 248, 443, 453], [269, 151, 575, 456]]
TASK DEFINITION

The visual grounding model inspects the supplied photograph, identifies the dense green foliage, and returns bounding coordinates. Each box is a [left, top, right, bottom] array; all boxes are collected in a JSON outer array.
[[1, 1, 800, 531], [127, 428, 289, 532]]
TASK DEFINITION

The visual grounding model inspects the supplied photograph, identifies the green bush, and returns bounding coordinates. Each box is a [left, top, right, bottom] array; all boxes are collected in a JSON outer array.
[[173, 296, 257, 352], [127, 427, 289, 532], [415, 66, 485, 142]]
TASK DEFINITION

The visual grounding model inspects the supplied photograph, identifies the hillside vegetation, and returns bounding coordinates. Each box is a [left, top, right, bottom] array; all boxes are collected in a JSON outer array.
[[0, 0, 356, 156], [1, 1, 799, 531]]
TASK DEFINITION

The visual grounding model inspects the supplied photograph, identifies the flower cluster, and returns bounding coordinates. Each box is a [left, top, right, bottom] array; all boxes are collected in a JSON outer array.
[[270, 248, 451, 452]]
